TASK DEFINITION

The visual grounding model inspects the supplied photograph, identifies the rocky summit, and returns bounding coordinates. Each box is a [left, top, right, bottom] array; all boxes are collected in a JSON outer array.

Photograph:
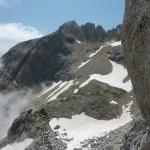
[[0, 21, 122, 90]]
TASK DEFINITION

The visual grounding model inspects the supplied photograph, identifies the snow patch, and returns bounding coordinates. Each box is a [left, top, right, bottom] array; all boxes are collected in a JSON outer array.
[[39, 81, 62, 97], [110, 100, 118, 105], [89, 45, 107, 58], [48, 80, 74, 101], [111, 41, 121, 47], [79, 61, 132, 92], [76, 40, 82, 44], [49, 101, 133, 150], [1, 139, 33, 150], [74, 89, 79, 94], [75, 81, 79, 85], [78, 59, 91, 69]]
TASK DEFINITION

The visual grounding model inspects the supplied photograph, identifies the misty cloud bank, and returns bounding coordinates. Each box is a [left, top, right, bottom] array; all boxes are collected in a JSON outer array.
[[0, 89, 37, 140], [0, 22, 43, 140]]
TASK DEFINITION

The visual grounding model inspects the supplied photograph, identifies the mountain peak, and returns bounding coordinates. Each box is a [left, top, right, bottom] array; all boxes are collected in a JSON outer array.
[[58, 20, 84, 41], [60, 20, 78, 28], [0, 21, 122, 90]]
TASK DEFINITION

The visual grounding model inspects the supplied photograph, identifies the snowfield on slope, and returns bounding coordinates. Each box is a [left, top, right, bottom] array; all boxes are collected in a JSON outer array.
[[38, 80, 74, 102], [39, 40, 124, 102], [89, 40, 121, 58], [47, 80, 74, 101], [89, 45, 107, 58], [79, 60, 132, 92], [110, 41, 121, 47], [39, 81, 62, 96], [78, 59, 91, 69], [49, 101, 133, 150], [110, 100, 118, 105], [0, 139, 33, 150], [76, 40, 83, 44]]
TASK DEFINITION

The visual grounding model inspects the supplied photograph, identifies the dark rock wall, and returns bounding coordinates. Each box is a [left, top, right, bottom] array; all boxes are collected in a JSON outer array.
[[122, 0, 150, 126], [1, 33, 71, 87]]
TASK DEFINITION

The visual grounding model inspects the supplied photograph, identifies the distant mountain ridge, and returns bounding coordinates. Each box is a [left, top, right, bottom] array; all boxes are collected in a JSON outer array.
[[58, 21, 122, 42], [0, 21, 122, 90]]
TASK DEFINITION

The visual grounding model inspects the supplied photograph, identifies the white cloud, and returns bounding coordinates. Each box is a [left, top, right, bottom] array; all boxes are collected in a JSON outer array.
[[0, 23, 43, 57]]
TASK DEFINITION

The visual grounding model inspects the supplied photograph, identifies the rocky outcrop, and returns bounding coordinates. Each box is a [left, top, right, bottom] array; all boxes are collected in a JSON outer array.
[[105, 25, 122, 42], [122, 0, 150, 149], [122, 117, 150, 150], [59, 21, 122, 43], [122, 0, 150, 127], [0, 33, 72, 88], [107, 45, 124, 63], [81, 22, 106, 42], [0, 80, 128, 149]]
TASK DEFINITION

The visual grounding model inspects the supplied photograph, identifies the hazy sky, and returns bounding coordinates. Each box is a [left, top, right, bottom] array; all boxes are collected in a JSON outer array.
[[0, 0, 125, 55]]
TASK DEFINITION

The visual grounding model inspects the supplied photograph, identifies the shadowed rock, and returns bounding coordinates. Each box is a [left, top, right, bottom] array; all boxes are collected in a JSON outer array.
[[122, 0, 150, 126], [122, 0, 150, 149]]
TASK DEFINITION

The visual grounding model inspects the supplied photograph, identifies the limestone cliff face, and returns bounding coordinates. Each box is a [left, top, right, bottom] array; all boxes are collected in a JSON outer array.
[[122, 0, 150, 125]]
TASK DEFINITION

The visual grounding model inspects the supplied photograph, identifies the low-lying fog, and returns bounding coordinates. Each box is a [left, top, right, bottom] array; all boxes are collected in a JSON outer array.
[[0, 89, 37, 140]]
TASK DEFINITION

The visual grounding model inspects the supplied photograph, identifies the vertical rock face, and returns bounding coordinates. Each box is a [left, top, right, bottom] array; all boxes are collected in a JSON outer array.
[[122, 0, 150, 125]]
